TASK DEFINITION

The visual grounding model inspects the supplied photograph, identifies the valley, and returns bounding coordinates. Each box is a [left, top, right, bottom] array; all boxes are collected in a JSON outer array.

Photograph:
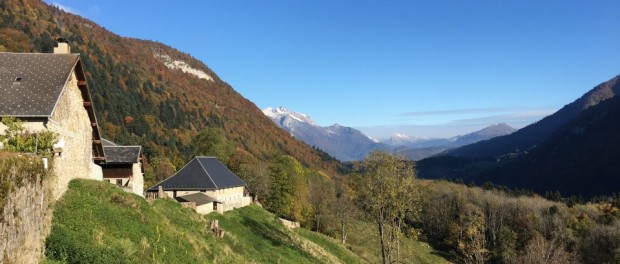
[[1, 1, 620, 263]]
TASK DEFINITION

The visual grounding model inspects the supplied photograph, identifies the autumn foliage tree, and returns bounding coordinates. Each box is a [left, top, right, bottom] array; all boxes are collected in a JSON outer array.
[[190, 128, 234, 163], [353, 151, 420, 264], [263, 155, 313, 224]]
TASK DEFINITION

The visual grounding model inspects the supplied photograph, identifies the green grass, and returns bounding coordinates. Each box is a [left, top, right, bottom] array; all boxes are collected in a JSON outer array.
[[43, 179, 366, 263], [206, 205, 365, 264], [345, 220, 453, 264], [295, 228, 365, 264]]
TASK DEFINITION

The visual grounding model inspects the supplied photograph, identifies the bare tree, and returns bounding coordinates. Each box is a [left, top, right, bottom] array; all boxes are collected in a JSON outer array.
[[334, 183, 356, 245], [518, 233, 575, 264]]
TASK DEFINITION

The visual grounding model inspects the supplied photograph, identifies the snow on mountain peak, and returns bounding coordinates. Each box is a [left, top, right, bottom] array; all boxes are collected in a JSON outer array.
[[262, 107, 316, 125], [393, 133, 412, 140]]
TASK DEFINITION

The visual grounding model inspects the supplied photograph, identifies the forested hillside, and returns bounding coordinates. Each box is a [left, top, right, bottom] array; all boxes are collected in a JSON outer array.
[[419, 73, 620, 198], [476, 96, 620, 197], [445, 74, 620, 158], [0, 0, 343, 185]]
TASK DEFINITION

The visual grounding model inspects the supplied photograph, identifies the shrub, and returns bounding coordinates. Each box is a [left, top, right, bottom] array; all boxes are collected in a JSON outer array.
[[0, 116, 58, 155]]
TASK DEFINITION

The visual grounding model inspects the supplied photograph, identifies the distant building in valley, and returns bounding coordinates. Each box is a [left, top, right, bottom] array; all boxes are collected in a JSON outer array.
[[146, 156, 252, 214], [101, 138, 144, 196]]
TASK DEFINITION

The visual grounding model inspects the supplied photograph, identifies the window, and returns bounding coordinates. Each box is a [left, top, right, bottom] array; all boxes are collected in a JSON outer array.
[[116, 179, 122, 186], [213, 202, 218, 210]]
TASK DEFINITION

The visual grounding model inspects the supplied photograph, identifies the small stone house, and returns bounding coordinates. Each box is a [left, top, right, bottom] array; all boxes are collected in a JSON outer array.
[[101, 138, 144, 196], [0, 41, 144, 198], [147, 156, 252, 214], [0, 42, 105, 199]]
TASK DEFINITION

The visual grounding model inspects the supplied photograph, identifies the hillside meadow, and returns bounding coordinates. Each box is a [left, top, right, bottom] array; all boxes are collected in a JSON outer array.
[[42, 179, 450, 264]]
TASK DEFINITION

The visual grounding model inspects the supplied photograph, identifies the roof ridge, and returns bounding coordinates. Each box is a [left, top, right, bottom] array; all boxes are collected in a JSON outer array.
[[197, 157, 218, 189], [0, 52, 79, 55], [214, 158, 246, 186], [148, 156, 198, 189]]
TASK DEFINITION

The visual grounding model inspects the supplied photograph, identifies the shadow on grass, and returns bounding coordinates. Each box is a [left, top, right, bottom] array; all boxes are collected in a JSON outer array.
[[241, 216, 289, 248], [431, 249, 454, 261], [423, 237, 455, 262]]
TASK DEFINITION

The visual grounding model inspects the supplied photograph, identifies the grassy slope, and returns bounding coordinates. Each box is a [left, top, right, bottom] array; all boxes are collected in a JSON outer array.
[[345, 220, 452, 264], [43, 179, 364, 263]]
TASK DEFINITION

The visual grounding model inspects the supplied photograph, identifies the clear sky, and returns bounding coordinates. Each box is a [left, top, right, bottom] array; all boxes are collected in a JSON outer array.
[[47, 1, 620, 138]]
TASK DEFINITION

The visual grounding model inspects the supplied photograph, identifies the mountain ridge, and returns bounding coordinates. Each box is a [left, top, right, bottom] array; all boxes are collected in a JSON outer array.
[[262, 106, 383, 161], [445, 75, 620, 158], [481, 96, 620, 197], [263, 106, 515, 161], [398, 123, 516, 160], [419, 73, 620, 197], [0, 0, 343, 183]]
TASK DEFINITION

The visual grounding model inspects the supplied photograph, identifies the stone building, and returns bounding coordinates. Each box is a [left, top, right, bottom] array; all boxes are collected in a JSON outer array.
[[0, 42, 105, 199], [0, 41, 144, 199], [146, 156, 252, 214], [101, 138, 144, 196]]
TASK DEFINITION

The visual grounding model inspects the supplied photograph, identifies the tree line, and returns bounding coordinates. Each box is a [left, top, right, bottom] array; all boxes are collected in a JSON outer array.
[[193, 133, 620, 263]]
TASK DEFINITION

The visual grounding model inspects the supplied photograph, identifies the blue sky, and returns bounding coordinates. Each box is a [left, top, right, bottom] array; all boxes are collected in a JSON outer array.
[[48, 1, 620, 138]]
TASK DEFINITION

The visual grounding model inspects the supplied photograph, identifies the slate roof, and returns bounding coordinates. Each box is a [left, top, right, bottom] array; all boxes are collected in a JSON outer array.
[[148, 157, 246, 191], [175, 193, 220, 206], [101, 138, 141, 164], [0, 52, 79, 117], [101, 138, 118, 146]]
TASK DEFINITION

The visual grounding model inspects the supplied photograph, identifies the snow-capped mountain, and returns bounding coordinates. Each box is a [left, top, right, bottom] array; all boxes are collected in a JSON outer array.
[[382, 133, 420, 146], [262, 107, 385, 161], [263, 107, 516, 161], [263, 107, 316, 127]]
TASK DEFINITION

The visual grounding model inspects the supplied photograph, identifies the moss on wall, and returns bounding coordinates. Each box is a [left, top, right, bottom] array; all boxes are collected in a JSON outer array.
[[0, 152, 53, 264], [0, 152, 49, 218]]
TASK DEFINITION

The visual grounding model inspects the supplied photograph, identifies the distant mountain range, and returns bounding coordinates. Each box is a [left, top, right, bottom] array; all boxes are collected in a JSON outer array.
[[444, 75, 620, 158], [263, 107, 385, 161], [419, 74, 620, 197], [263, 107, 515, 161], [395, 124, 516, 160]]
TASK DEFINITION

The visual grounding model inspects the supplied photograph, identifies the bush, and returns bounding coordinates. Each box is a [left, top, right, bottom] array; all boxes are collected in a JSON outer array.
[[0, 116, 58, 155]]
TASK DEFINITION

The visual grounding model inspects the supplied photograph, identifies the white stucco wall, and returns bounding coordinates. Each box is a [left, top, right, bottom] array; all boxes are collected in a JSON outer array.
[[132, 163, 144, 197], [0, 121, 47, 133], [196, 203, 215, 215], [166, 186, 251, 214]]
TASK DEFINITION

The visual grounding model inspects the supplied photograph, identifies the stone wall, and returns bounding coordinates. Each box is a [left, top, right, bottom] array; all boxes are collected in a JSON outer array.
[[0, 155, 52, 264], [131, 163, 144, 197], [0, 70, 103, 201], [47, 70, 102, 200]]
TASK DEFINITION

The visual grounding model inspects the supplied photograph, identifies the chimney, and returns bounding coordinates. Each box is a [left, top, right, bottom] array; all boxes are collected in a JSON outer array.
[[53, 38, 71, 54]]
